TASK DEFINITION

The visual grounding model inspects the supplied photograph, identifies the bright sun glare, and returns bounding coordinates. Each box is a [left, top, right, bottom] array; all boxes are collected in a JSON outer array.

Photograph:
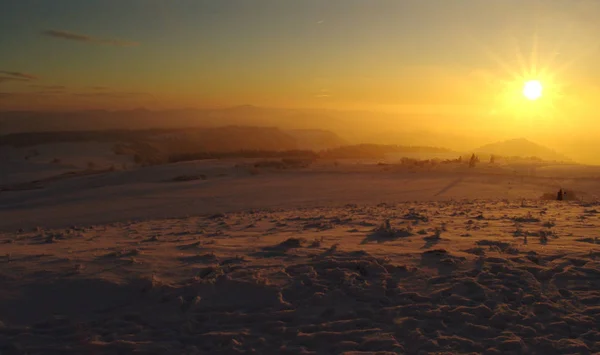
[[523, 80, 543, 101]]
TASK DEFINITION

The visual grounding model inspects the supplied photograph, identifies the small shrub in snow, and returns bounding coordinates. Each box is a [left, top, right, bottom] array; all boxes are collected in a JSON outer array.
[[278, 237, 307, 249], [513, 212, 540, 223], [373, 220, 413, 239], [513, 224, 524, 237], [403, 210, 429, 222], [171, 175, 207, 182], [309, 237, 324, 248]]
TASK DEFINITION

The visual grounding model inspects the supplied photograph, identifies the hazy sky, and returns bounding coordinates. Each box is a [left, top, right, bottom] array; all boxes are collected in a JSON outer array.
[[1, 0, 599, 131]]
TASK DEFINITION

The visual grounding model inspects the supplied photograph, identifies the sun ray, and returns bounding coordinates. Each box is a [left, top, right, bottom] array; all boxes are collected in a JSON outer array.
[[463, 32, 522, 82], [553, 40, 600, 77], [463, 9, 600, 137], [542, 20, 575, 76], [511, 36, 529, 79], [529, 30, 539, 77]]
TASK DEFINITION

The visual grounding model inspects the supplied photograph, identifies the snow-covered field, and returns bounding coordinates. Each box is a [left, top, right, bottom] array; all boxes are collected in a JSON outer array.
[[1, 156, 600, 354], [0, 142, 133, 186], [2, 154, 600, 232]]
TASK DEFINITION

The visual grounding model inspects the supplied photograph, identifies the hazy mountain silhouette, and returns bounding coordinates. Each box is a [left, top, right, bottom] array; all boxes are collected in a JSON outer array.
[[474, 138, 573, 163], [0, 107, 343, 134], [286, 129, 347, 150], [365, 129, 483, 151], [5, 108, 562, 159], [174, 126, 299, 152], [0, 125, 347, 153]]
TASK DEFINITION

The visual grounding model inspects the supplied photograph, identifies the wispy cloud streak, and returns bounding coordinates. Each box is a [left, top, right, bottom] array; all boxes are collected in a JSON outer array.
[[42, 29, 139, 47], [0, 71, 38, 80], [0, 71, 38, 85], [0, 77, 28, 84], [72, 91, 150, 99], [29, 85, 66, 91]]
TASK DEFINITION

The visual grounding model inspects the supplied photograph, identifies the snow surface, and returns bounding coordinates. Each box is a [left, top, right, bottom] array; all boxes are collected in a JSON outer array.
[[1, 156, 600, 353]]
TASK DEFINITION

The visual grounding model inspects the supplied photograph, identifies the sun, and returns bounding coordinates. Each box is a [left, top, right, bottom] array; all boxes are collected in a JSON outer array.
[[523, 80, 543, 101]]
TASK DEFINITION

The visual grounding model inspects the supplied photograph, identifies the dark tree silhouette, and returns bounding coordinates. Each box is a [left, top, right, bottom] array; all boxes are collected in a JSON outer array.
[[469, 153, 479, 168]]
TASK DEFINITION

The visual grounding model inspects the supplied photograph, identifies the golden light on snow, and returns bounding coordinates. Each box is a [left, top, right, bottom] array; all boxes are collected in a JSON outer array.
[[522, 80, 543, 101]]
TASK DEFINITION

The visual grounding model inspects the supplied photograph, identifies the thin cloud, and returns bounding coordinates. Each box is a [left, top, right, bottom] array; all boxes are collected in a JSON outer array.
[[0, 71, 38, 80], [315, 88, 332, 98], [29, 85, 66, 91], [73, 91, 149, 99], [0, 71, 38, 84], [0, 77, 28, 84], [42, 29, 139, 47]]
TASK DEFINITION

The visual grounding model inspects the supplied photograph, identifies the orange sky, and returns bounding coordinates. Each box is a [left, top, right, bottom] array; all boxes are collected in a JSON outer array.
[[1, 0, 600, 162]]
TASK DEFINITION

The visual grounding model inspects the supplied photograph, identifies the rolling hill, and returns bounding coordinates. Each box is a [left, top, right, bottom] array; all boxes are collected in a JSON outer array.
[[474, 138, 573, 163]]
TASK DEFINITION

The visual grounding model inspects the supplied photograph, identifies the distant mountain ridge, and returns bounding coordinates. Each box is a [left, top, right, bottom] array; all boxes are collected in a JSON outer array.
[[474, 138, 573, 163], [0, 107, 341, 134], [286, 129, 347, 150], [0, 106, 435, 143], [0, 125, 348, 153]]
